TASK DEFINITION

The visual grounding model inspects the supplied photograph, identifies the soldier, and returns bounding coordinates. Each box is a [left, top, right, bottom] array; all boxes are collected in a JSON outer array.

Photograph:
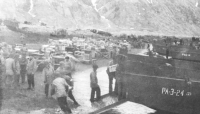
[[21, 44, 27, 52], [43, 61, 54, 98], [14, 54, 20, 87], [19, 54, 27, 84], [51, 76, 72, 114], [55, 62, 79, 105], [106, 60, 117, 94], [115, 54, 127, 100], [63, 75, 79, 105], [63, 56, 72, 77], [112, 46, 118, 64], [21, 44, 28, 56], [26, 56, 37, 90], [90, 64, 101, 102], [5, 53, 16, 88]]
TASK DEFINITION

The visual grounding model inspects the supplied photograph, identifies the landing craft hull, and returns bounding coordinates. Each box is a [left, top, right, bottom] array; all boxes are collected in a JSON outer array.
[[153, 44, 167, 55], [122, 73, 200, 114], [170, 50, 200, 62], [120, 54, 200, 114], [127, 54, 200, 71], [153, 44, 200, 62]]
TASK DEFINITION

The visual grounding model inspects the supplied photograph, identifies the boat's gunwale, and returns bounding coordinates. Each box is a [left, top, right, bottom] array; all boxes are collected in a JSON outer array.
[[123, 72, 200, 83]]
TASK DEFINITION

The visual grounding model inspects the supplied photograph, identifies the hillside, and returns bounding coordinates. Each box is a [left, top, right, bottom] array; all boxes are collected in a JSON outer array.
[[1, 0, 200, 36], [96, 0, 200, 36], [0, 0, 106, 29]]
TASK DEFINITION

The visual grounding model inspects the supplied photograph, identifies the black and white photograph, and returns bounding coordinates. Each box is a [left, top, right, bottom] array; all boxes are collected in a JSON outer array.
[[0, 0, 200, 114]]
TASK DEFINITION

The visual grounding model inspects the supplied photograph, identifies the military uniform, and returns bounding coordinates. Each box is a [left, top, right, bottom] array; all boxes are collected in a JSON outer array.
[[106, 60, 117, 94], [115, 55, 127, 100]]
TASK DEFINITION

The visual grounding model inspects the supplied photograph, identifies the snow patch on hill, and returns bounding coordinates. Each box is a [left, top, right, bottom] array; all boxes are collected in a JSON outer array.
[[91, 0, 111, 28], [28, 0, 36, 17]]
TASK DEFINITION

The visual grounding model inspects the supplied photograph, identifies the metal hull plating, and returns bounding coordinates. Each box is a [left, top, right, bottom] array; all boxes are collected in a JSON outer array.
[[123, 73, 200, 114], [153, 44, 200, 62], [121, 54, 200, 114]]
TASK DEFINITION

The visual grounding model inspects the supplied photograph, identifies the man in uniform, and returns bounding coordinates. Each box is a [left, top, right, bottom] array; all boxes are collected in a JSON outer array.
[[90, 64, 101, 102], [55, 62, 79, 105], [43, 61, 54, 98], [106, 60, 117, 94], [63, 56, 72, 77], [115, 54, 127, 100], [19, 54, 27, 84], [26, 56, 37, 90], [21, 44, 28, 54], [112, 46, 118, 64], [51, 76, 72, 114], [5, 53, 16, 88], [63, 75, 79, 105]]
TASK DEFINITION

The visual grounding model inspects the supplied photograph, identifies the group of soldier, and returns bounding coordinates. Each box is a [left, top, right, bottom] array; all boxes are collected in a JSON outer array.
[[0, 42, 79, 114], [44, 56, 80, 114], [106, 46, 128, 100], [49, 44, 128, 114], [0, 44, 37, 89], [0, 39, 130, 114]]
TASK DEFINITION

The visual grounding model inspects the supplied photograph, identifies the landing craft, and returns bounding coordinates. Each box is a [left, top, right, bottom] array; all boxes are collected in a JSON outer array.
[[92, 39, 200, 114], [117, 52, 200, 114], [152, 37, 200, 62]]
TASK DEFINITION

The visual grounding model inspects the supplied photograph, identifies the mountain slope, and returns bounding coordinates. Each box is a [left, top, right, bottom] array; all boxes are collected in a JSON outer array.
[[1, 0, 200, 36], [0, 0, 107, 29], [95, 0, 200, 36]]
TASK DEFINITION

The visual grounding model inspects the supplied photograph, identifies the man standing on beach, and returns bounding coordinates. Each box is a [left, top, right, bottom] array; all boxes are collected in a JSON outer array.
[[14, 54, 20, 87], [106, 60, 117, 94], [64, 56, 72, 77], [26, 56, 37, 90], [43, 61, 54, 98], [5, 54, 15, 88], [19, 54, 27, 84], [90, 64, 101, 102], [115, 55, 126, 100]]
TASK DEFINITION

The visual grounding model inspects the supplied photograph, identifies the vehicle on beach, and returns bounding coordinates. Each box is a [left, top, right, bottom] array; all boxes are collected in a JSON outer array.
[[50, 29, 67, 38], [52, 52, 77, 70]]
